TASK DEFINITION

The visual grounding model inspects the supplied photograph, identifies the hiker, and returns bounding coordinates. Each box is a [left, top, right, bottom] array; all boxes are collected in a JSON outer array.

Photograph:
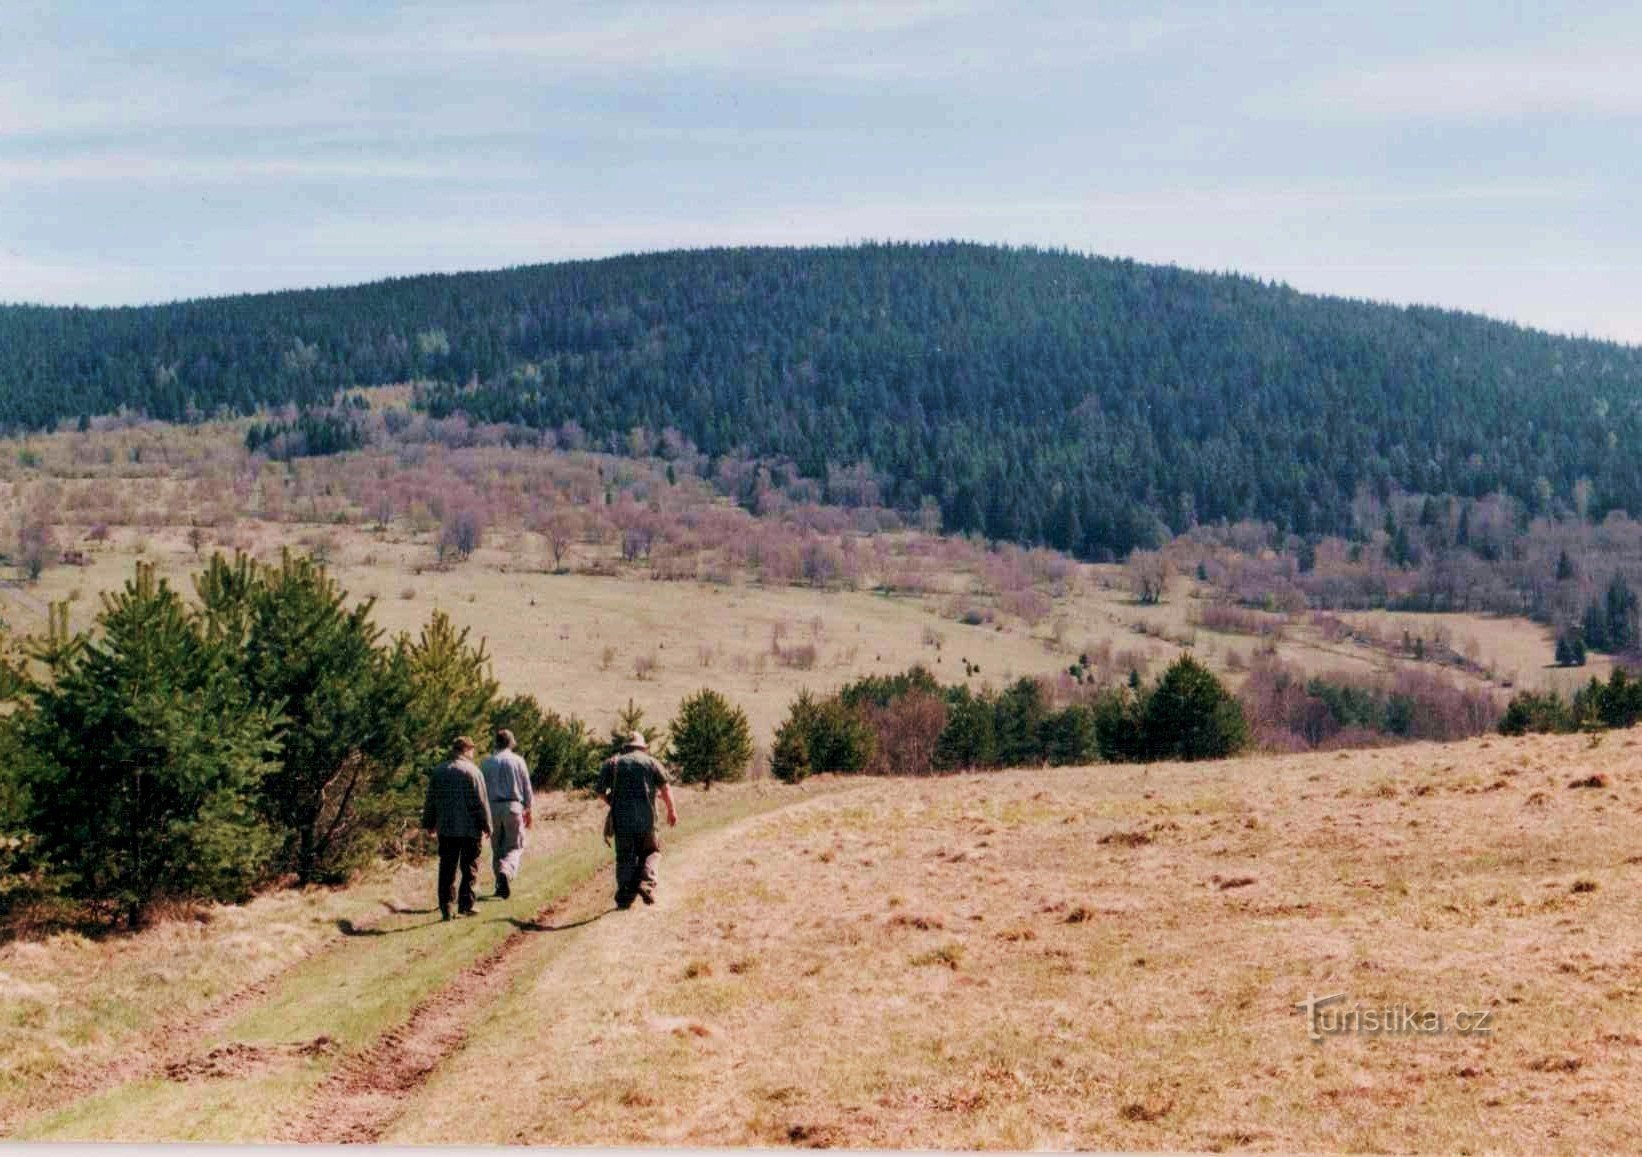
[[594, 731, 677, 909], [481, 727, 534, 899], [421, 736, 491, 920]]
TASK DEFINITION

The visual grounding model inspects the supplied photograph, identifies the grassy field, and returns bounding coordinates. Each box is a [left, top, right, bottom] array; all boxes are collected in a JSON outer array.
[[0, 518, 1572, 746], [4, 730, 1638, 1150], [0, 404, 1590, 749]]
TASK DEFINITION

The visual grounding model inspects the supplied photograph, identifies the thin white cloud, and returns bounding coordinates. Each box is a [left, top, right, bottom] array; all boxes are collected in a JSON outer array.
[[0, 249, 153, 306], [0, 153, 492, 185], [267, 0, 1202, 84], [291, 0, 977, 69], [1272, 46, 1642, 121]]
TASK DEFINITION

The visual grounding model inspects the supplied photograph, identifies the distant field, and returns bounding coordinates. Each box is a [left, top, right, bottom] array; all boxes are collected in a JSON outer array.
[[6, 730, 1638, 1149], [0, 519, 1574, 744], [0, 405, 1594, 746]]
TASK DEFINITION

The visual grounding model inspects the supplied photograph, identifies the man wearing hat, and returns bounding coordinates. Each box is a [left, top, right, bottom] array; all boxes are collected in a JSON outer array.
[[481, 728, 534, 899], [594, 731, 677, 909], [421, 736, 491, 920]]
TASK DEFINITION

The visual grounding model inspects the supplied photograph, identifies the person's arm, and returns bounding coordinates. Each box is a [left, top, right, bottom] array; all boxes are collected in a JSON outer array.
[[519, 757, 535, 828], [469, 769, 491, 838], [422, 771, 438, 834], [658, 782, 678, 827]]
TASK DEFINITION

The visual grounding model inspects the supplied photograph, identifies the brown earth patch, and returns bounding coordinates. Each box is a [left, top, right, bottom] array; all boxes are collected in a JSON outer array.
[[162, 1036, 337, 1082]]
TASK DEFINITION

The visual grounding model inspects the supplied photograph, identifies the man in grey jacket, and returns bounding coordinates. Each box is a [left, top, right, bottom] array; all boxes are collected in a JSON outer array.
[[422, 736, 491, 920], [480, 728, 533, 899]]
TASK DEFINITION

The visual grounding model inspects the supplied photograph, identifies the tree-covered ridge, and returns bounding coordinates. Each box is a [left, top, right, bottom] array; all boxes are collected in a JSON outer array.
[[5, 242, 1642, 555]]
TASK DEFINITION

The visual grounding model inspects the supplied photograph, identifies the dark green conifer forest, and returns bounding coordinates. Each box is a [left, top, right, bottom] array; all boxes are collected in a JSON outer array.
[[5, 242, 1640, 556]]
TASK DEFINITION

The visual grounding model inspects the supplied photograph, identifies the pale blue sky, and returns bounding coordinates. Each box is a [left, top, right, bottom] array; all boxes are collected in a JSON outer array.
[[2, 1, 1638, 341]]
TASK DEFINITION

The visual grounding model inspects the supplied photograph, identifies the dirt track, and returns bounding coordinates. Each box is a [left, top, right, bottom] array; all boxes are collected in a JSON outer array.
[[0, 938, 330, 1135], [280, 867, 617, 1143]]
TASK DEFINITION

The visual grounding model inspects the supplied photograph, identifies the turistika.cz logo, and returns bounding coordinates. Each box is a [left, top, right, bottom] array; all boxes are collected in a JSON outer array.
[[1295, 993, 1495, 1043]]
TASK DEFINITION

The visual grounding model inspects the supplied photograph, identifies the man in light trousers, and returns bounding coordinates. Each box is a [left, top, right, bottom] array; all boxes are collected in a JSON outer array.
[[480, 728, 533, 899]]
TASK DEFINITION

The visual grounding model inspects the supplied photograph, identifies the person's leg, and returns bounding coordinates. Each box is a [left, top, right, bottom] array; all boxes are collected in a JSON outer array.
[[490, 815, 507, 893], [638, 838, 660, 905], [493, 809, 523, 896], [457, 837, 480, 914], [436, 837, 458, 919], [613, 835, 637, 909]]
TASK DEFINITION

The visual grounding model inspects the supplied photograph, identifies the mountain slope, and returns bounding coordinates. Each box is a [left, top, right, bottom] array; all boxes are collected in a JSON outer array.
[[4, 243, 1641, 554]]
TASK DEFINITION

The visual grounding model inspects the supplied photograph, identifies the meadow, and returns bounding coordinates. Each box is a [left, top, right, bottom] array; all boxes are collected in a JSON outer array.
[[3, 731, 1637, 1150], [0, 406, 1634, 1149]]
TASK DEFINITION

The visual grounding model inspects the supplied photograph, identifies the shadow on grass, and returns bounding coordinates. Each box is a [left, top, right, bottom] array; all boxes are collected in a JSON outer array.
[[506, 910, 612, 934], [337, 916, 446, 936], [380, 901, 438, 915]]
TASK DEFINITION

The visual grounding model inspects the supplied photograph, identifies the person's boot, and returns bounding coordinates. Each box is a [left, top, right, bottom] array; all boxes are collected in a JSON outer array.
[[440, 905, 452, 922], [496, 874, 510, 900]]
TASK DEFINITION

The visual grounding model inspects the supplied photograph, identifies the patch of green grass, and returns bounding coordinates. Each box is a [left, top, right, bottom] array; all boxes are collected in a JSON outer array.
[[18, 782, 854, 1142]]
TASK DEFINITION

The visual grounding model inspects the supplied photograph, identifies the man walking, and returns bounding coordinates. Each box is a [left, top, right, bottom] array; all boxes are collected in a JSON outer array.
[[595, 731, 677, 909], [422, 736, 491, 920], [480, 728, 533, 899]]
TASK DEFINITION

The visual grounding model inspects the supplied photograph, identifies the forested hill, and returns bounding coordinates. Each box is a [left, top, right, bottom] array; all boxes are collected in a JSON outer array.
[[5, 242, 1642, 556]]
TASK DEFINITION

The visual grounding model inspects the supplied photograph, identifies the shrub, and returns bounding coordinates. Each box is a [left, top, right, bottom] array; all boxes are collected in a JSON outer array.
[[1041, 702, 1100, 766], [993, 677, 1051, 767], [771, 699, 817, 781], [861, 691, 948, 776], [1090, 685, 1146, 762], [1499, 690, 1578, 736], [1141, 654, 1250, 761], [770, 690, 874, 782], [600, 699, 671, 764], [196, 550, 415, 883], [1574, 667, 1642, 730], [1240, 659, 1496, 750], [772, 641, 817, 669], [393, 610, 500, 782], [838, 666, 941, 710], [437, 507, 485, 563], [668, 688, 754, 788], [933, 685, 997, 770], [491, 694, 601, 791], [20, 563, 281, 927]]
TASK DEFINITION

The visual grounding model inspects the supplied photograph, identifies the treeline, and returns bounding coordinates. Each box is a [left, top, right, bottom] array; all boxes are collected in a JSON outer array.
[[7, 243, 1642, 555], [1162, 500, 1642, 669], [243, 401, 369, 460], [0, 552, 608, 929], [769, 656, 1250, 781], [1499, 668, 1642, 735], [1241, 660, 1499, 751]]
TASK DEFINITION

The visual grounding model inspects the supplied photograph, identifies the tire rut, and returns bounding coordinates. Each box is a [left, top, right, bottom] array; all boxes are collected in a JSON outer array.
[[280, 865, 617, 1144], [0, 941, 331, 1136]]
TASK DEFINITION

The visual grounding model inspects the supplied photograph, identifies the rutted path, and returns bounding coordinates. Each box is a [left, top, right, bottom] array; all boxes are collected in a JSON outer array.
[[281, 783, 860, 1143], [8, 781, 847, 1142], [280, 870, 616, 1143], [0, 934, 334, 1136]]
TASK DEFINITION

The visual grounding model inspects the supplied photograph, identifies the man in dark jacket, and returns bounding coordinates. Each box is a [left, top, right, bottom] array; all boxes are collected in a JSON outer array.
[[422, 736, 491, 920], [595, 731, 677, 909]]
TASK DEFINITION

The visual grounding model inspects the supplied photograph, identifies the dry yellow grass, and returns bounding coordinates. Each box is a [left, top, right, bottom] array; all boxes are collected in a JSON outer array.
[[0, 787, 604, 1126], [391, 731, 1642, 1152], [1, 523, 1559, 746]]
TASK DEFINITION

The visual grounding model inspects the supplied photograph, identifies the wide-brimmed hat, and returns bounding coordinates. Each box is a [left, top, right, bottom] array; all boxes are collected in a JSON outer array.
[[623, 730, 648, 751]]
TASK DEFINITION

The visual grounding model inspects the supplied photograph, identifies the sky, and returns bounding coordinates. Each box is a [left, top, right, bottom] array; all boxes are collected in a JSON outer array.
[[1, 1, 1638, 343]]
